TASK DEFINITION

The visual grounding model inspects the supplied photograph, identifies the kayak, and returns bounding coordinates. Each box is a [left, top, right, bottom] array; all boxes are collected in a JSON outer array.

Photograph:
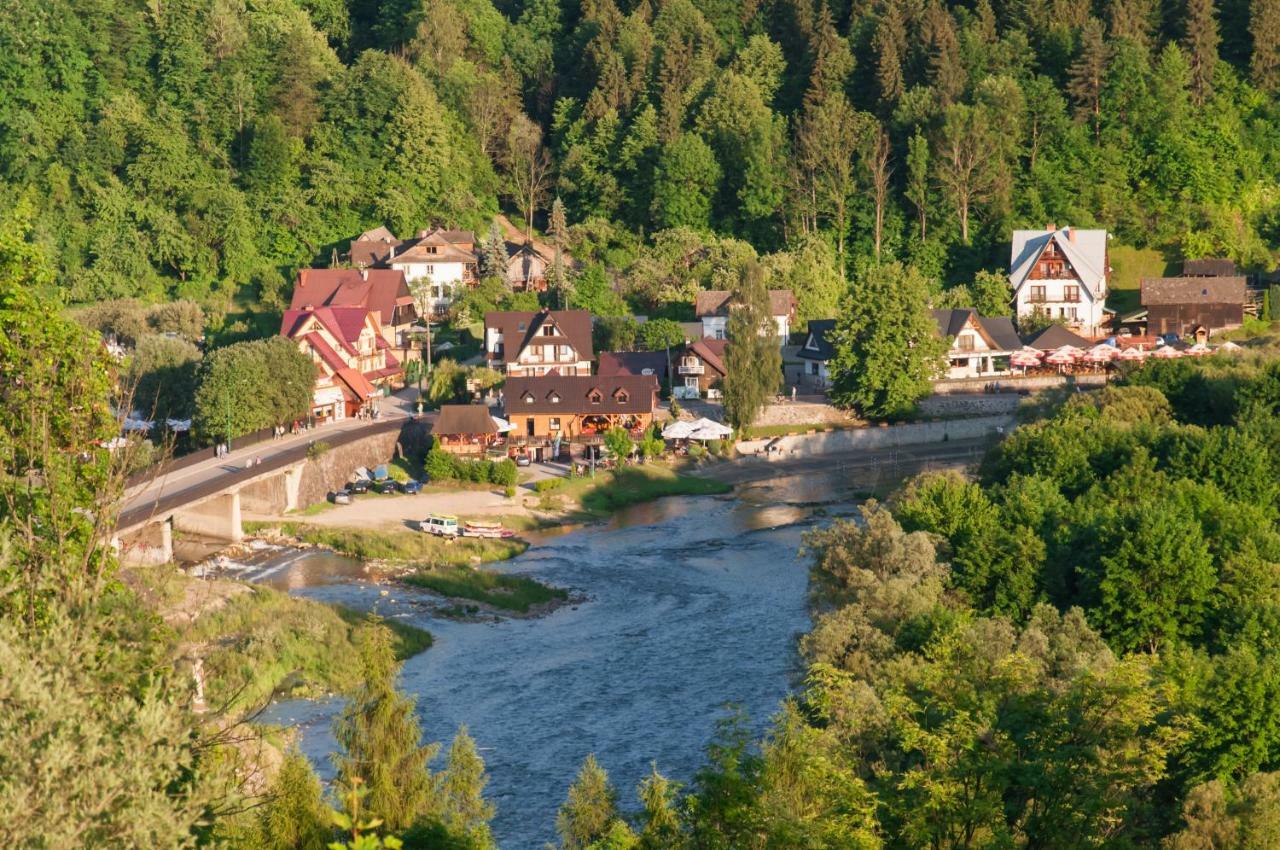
[[461, 521, 515, 539]]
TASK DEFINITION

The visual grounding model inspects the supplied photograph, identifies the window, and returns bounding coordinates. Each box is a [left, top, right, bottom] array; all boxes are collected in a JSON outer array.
[[1030, 285, 1047, 302], [560, 345, 571, 359], [1067, 307, 1079, 322], [684, 377, 699, 389], [589, 390, 602, 404], [522, 393, 534, 403], [425, 264, 435, 275], [1064, 285, 1080, 302], [615, 390, 629, 403], [809, 361, 819, 375], [542, 325, 556, 336], [715, 329, 726, 340], [548, 392, 560, 403], [957, 334, 975, 352], [549, 417, 560, 430]]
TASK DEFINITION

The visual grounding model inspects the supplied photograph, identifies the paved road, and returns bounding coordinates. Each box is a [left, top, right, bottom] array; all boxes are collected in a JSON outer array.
[[117, 393, 435, 531]]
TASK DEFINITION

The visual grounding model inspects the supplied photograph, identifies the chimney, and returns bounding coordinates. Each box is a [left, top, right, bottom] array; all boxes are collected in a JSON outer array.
[[388, 244, 396, 260], [1067, 228, 1076, 243], [1046, 223, 1057, 232]]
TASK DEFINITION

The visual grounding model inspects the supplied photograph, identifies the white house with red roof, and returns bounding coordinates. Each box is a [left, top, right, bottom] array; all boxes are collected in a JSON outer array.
[[280, 305, 402, 421], [290, 267, 418, 358]]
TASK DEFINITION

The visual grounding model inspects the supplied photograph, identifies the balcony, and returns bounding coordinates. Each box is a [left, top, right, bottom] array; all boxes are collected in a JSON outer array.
[[677, 363, 704, 375]]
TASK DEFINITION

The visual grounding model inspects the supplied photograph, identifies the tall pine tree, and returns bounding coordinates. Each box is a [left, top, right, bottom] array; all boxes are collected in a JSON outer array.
[[1184, 0, 1221, 102], [1252, 0, 1280, 91]]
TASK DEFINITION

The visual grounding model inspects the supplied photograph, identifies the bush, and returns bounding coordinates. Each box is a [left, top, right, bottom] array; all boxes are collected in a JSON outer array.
[[307, 441, 330, 459], [490, 458, 518, 486], [533, 478, 564, 493], [425, 447, 458, 480]]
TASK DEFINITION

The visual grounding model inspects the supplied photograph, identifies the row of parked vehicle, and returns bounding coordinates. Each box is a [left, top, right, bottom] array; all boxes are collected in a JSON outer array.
[[331, 473, 423, 504]]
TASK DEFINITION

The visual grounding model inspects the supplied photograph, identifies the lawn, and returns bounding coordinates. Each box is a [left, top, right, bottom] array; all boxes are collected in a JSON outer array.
[[1107, 243, 1179, 315], [183, 583, 431, 712], [402, 565, 568, 613], [569, 464, 732, 514], [272, 523, 528, 565]]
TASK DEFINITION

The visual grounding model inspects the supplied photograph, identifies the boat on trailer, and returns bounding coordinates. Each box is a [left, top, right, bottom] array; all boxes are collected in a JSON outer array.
[[461, 519, 515, 539]]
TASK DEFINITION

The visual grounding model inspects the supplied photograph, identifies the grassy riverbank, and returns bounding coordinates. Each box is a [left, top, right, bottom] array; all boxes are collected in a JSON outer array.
[[129, 566, 431, 713], [403, 565, 569, 614], [188, 586, 431, 711], [250, 522, 528, 565], [533, 463, 732, 516]]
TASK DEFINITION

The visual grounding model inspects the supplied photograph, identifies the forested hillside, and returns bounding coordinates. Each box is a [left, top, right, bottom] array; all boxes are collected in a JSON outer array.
[[6, 0, 1280, 320]]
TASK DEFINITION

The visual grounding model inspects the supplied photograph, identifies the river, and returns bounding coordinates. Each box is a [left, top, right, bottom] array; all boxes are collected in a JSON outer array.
[[251, 468, 865, 846]]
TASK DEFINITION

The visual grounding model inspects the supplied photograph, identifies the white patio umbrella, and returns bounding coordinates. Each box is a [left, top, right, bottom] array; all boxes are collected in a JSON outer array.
[[662, 420, 696, 439], [1153, 344, 1184, 359], [1010, 348, 1042, 368], [1186, 342, 1211, 357], [687, 418, 733, 440], [1219, 340, 1243, 352], [1044, 348, 1077, 366], [490, 415, 515, 433]]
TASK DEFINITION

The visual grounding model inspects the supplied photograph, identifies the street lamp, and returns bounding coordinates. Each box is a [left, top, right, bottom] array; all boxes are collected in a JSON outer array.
[[409, 321, 432, 415]]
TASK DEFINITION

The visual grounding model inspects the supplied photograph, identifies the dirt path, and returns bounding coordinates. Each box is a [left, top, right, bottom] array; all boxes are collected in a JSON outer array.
[[246, 486, 539, 531]]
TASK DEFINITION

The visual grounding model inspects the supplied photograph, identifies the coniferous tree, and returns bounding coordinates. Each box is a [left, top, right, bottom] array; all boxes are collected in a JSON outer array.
[[722, 262, 782, 432], [1069, 18, 1110, 139], [334, 619, 440, 834], [260, 751, 332, 850], [906, 130, 930, 240], [1109, 0, 1158, 48], [874, 3, 907, 103], [556, 754, 624, 850], [1184, 0, 1221, 102], [549, 197, 571, 308], [481, 220, 508, 281], [435, 727, 497, 850], [637, 765, 684, 849], [1252, 0, 1280, 91]]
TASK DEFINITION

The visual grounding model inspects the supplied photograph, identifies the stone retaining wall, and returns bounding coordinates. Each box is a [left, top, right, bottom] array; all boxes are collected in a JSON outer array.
[[737, 414, 1013, 459], [933, 374, 1109, 394]]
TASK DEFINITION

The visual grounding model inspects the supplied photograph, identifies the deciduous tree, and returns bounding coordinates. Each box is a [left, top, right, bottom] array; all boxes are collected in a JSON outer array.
[[722, 262, 781, 431]]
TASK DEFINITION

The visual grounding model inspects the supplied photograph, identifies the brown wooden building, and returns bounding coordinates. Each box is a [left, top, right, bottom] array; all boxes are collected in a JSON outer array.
[[672, 339, 728, 400], [432, 405, 500, 455], [1140, 276, 1246, 336], [502, 374, 658, 449]]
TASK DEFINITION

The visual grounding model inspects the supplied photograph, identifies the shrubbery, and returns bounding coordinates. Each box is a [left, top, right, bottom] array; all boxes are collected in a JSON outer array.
[[424, 447, 517, 487]]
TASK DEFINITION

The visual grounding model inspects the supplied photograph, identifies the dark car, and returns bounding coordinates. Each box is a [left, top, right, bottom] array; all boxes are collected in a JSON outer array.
[[347, 479, 370, 494], [400, 479, 422, 495], [515, 455, 531, 467], [331, 489, 352, 505], [373, 479, 399, 494]]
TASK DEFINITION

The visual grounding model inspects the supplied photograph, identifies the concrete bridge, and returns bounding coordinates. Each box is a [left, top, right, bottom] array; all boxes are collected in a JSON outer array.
[[113, 417, 419, 566]]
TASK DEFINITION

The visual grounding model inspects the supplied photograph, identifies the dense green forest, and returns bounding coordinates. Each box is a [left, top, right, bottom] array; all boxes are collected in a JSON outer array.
[[7, 0, 1280, 330]]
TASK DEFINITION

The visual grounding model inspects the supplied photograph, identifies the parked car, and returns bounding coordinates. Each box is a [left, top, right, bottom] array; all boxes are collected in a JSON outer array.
[[515, 455, 531, 467], [331, 489, 352, 505], [347, 479, 370, 494], [400, 479, 422, 495], [373, 479, 399, 494], [420, 514, 459, 537]]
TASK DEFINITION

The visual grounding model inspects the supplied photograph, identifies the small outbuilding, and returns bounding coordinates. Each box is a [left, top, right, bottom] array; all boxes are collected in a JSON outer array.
[[432, 404, 501, 455]]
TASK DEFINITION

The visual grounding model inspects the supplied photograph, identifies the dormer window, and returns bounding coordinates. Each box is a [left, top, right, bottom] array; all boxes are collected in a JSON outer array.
[[614, 389, 629, 403], [548, 392, 561, 403], [522, 392, 535, 403], [588, 389, 603, 404], [518, 321, 526, 331]]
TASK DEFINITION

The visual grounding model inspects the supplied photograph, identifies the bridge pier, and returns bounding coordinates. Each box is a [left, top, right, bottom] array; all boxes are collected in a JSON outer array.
[[114, 518, 174, 567], [172, 491, 243, 543]]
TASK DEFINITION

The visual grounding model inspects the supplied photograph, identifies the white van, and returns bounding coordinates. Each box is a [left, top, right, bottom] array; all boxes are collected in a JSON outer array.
[[420, 514, 459, 537]]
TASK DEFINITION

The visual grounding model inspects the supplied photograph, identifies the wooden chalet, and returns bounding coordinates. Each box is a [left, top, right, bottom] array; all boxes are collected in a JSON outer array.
[[502, 374, 658, 460], [484, 308, 594, 377], [672, 339, 727, 400]]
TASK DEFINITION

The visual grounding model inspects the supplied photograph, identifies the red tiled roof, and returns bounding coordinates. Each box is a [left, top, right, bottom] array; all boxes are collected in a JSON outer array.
[[303, 332, 348, 375], [291, 269, 411, 326], [334, 368, 377, 403]]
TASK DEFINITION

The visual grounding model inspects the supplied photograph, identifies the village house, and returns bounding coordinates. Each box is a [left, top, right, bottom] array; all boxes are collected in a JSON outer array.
[[694, 290, 796, 342], [432, 404, 501, 456], [502, 374, 659, 460], [494, 213, 572, 292], [484, 309, 594, 377], [932, 309, 1022, 380], [1140, 275, 1247, 338], [597, 350, 669, 384], [386, 228, 478, 315], [672, 339, 728, 400], [280, 305, 401, 421], [289, 268, 418, 359], [796, 319, 835, 389], [1009, 225, 1110, 337], [347, 226, 401, 267]]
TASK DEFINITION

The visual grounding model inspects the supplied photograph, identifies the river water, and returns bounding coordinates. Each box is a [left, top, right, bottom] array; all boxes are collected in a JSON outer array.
[[253, 469, 863, 846]]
